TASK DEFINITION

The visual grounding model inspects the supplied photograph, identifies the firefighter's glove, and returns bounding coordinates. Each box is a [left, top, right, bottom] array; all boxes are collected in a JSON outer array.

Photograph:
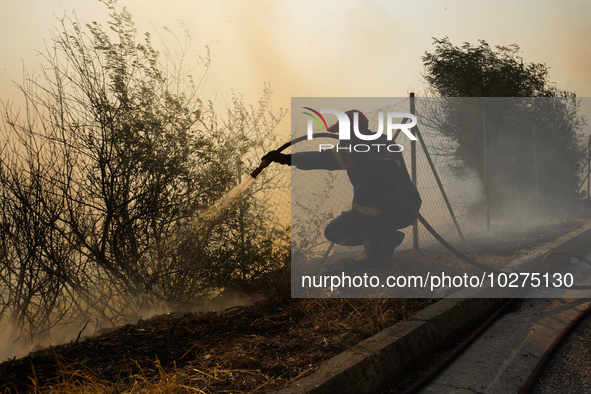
[[261, 150, 291, 166]]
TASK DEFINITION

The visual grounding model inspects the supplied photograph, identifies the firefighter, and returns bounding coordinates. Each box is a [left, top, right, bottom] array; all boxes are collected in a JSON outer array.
[[263, 110, 421, 269]]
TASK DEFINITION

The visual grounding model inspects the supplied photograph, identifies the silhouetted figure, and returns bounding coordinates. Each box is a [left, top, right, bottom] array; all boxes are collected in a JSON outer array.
[[263, 110, 421, 269]]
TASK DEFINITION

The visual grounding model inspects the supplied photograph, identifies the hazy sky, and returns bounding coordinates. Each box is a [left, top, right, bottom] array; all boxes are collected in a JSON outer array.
[[1, 0, 590, 127]]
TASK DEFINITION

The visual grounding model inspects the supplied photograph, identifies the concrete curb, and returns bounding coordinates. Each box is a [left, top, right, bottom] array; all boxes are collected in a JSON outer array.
[[276, 220, 591, 394]]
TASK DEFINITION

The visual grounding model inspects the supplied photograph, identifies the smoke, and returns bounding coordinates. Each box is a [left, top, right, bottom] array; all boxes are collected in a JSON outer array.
[[0, 286, 268, 362], [0, 292, 170, 362], [541, 2, 591, 96], [214, 1, 405, 107]]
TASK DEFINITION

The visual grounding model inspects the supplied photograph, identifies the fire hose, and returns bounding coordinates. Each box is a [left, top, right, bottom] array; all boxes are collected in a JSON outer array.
[[251, 133, 591, 282], [250, 132, 505, 273]]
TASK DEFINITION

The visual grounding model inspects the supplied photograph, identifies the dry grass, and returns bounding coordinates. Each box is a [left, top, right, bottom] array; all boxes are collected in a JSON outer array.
[[14, 297, 432, 393], [28, 351, 113, 393]]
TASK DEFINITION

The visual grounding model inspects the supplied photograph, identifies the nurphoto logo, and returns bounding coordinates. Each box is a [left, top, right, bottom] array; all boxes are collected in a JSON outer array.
[[302, 107, 417, 152]]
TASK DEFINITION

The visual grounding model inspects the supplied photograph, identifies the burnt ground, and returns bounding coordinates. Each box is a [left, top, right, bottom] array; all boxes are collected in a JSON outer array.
[[0, 297, 433, 393], [0, 218, 588, 393]]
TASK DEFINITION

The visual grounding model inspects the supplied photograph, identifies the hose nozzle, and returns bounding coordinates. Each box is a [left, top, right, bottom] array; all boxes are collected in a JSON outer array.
[[250, 159, 270, 179]]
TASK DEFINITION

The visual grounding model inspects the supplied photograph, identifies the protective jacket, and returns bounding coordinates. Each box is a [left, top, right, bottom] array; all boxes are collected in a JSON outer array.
[[292, 134, 421, 225]]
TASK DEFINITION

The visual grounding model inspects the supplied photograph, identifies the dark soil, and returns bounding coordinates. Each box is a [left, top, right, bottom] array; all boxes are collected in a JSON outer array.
[[0, 297, 432, 393]]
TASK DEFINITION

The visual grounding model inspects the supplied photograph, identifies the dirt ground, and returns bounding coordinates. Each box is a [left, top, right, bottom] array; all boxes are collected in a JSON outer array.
[[0, 297, 434, 393], [0, 218, 587, 393]]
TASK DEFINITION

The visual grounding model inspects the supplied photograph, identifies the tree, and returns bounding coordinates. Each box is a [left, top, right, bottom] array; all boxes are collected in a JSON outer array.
[[0, 1, 288, 339], [421, 38, 585, 217], [422, 38, 559, 97]]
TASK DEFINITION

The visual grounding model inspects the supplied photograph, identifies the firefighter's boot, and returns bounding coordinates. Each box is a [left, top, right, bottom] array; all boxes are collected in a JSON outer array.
[[344, 231, 405, 271]]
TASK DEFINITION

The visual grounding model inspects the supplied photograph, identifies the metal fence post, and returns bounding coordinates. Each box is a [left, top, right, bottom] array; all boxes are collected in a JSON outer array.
[[533, 123, 539, 203], [410, 93, 419, 250], [483, 109, 490, 232]]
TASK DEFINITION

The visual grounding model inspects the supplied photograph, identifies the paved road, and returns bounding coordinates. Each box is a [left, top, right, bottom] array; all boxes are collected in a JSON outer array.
[[416, 298, 591, 393], [534, 311, 591, 393], [385, 250, 591, 394]]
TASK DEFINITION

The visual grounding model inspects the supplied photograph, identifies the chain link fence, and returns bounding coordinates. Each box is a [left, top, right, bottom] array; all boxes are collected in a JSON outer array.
[[288, 96, 590, 264]]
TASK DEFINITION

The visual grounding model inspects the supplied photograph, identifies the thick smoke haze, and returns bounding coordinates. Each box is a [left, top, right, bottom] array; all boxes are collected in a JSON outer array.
[[1, 0, 591, 359], [2, 0, 591, 115]]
